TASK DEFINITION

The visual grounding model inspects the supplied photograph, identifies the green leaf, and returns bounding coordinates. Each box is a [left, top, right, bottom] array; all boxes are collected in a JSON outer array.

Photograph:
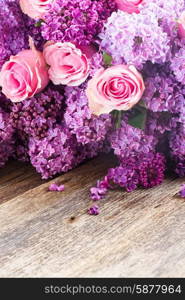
[[103, 52, 112, 66], [138, 99, 146, 109], [34, 20, 43, 27], [128, 110, 147, 130]]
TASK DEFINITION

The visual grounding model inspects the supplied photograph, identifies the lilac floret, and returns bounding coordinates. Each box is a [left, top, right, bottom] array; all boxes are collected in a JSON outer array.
[[49, 183, 65, 192], [90, 176, 110, 201], [180, 184, 185, 198], [88, 205, 100, 215]]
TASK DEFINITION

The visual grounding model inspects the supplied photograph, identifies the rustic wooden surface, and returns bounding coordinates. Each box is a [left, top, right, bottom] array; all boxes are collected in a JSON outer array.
[[0, 155, 185, 278]]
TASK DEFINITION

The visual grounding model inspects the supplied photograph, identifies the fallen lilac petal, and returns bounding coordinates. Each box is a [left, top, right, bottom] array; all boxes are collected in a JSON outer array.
[[48, 183, 65, 192], [90, 186, 108, 201], [180, 184, 185, 198], [48, 183, 58, 191], [58, 185, 65, 192], [88, 205, 100, 215]]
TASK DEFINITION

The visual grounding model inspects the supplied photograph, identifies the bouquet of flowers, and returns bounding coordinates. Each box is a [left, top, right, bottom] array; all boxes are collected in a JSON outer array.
[[0, 0, 185, 211]]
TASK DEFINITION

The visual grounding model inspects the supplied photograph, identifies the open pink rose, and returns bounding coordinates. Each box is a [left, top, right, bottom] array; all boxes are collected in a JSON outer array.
[[43, 42, 90, 86], [115, 0, 143, 14], [0, 38, 49, 103], [20, 0, 53, 19], [178, 11, 185, 39], [86, 65, 145, 116]]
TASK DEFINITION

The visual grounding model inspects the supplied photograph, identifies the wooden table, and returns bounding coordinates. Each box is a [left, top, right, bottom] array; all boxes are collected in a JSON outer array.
[[0, 155, 185, 278]]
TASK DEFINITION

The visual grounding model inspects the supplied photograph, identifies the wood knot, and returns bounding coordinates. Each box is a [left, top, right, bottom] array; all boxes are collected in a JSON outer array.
[[69, 216, 76, 222]]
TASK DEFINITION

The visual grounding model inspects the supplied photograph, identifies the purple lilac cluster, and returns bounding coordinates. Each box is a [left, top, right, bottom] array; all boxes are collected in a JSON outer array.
[[107, 152, 165, 190], [142, 0, 185, 38], [28, 124, 107, 179], [25, 17, 45, 50], [10, 85, 64, 139], [169, 124, 185, 177], [64, 85, 112, 144], [145, 112, 178, 137], [110, 121, 157, 159], [90, 122, 166, 200], [100, 9, 170, 69], [141, 63, 185, 176], [0, 0, 45, 69], [41, 0, 116, 46], [100, 0, 185, 69], [171, 48, 185, 84], [143, 0, 185, 26], [0, 0, 29, 68], [0, 106, 14, 167], [143, 63, 185, 114], [28, 125, 77, 179]]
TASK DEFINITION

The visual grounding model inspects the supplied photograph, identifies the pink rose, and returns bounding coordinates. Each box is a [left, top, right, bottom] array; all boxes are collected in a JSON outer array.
[[178, 12, 185, 39], [115, 0, 143, 14], [86, 65, 145, 116], [43, 42, 90, 86], [20, 0, 53, 19], [0, 38, 49, 103]]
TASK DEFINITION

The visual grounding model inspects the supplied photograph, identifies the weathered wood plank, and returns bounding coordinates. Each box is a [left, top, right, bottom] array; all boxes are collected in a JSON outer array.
[[0, 155, 184, 277], [0, 160, 43, 204]]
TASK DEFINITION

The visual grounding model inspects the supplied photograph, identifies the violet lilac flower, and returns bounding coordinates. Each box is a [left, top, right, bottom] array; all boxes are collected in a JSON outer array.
[[41, 0, 116, 46]]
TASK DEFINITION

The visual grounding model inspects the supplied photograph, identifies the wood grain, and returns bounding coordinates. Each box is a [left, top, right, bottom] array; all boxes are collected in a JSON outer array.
[[0, 155, 185, 277]]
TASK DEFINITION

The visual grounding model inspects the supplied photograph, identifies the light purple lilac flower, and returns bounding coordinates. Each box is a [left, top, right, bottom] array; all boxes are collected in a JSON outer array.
[[143, 63, 185, 113], [100, 10, 170, 69], [171, 48, 185, 84]]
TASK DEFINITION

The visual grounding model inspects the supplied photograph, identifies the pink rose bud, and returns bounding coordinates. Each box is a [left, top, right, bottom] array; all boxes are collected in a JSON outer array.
[[178, 11, 185, 39], [86, 65, 145, 116], [43, 42, 90, 86], [0, 38, 49, 103], [20, 0, 53, 19], [115, 0, 144, 14]]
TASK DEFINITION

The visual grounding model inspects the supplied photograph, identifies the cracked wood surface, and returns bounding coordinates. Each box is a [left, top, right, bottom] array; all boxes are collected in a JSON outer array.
[[0, 155, 184, 277]]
